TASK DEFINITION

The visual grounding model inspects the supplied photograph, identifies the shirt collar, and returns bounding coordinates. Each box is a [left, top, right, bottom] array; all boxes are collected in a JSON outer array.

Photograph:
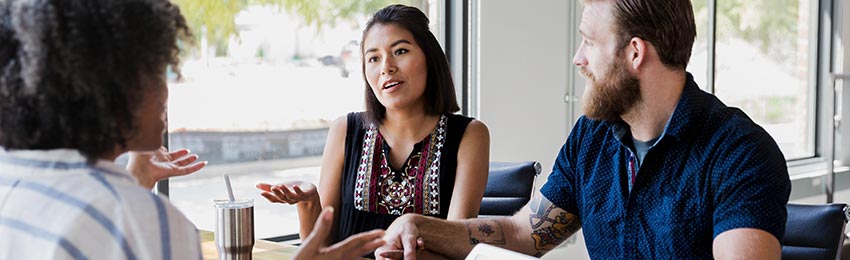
[[661, 72, 705, 140], [609, 72, 703, 145], [0, 148, 136, 182]]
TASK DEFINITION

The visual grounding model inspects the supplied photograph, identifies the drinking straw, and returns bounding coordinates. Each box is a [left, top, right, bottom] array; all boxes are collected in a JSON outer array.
[[224, 174, 235, 202]]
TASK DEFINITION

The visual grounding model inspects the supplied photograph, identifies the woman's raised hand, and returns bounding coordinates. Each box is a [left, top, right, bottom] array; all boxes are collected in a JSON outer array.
[[256, 181, 318, 205]]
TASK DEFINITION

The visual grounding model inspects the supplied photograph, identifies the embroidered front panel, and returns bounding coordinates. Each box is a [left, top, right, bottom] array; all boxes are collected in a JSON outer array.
[[353, 115, 447, 215]]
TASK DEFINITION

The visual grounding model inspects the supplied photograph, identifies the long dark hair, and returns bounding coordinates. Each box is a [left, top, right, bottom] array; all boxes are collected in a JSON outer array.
[[361, 4, 460, 125], [0, 0, 190, 161]]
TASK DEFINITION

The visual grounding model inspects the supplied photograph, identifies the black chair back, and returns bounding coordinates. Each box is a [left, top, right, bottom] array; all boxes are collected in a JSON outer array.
[[782, 203, 850, 260], [479, 161, 541, 217]]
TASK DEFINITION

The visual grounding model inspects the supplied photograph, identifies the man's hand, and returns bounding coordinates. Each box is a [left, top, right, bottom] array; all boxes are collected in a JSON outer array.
[[126, 146, 207, 189], [294, 207, 386, 260], [376, 214, 426, 260]]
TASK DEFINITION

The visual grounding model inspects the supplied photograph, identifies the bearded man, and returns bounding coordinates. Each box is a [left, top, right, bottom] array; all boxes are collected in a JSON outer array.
[[374, 0, 791, 259]]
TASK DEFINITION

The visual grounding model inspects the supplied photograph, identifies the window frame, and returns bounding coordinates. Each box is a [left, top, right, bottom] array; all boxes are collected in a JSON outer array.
[[700, 0, 822, 165], [697, 0, 840, 202]]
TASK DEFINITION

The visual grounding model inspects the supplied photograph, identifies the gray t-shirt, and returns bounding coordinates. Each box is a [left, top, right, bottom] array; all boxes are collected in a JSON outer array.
[[632, 136, 658, 170]]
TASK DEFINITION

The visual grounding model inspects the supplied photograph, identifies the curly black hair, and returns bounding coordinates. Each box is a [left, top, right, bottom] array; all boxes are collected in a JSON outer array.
[[0, 0, 190, 161]]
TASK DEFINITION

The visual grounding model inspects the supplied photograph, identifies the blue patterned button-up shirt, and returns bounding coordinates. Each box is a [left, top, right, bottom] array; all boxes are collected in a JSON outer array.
[[540, 73, 791, 259]]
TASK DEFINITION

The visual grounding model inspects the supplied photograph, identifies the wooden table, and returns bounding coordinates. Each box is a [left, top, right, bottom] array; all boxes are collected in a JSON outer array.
[[200, 230, 300, 260]]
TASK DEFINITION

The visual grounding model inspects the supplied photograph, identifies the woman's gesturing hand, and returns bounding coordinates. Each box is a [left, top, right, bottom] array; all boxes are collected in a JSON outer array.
[[256, 181, 319, 205]]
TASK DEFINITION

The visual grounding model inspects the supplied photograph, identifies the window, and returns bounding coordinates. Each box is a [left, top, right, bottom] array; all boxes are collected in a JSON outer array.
[[166, 0, 443, 239], [689, 0, 710, 88], [690, 0, 817, 160]]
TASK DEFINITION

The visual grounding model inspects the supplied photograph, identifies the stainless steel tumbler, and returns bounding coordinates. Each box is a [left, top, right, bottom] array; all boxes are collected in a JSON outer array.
[[214, 199, 254, 260]]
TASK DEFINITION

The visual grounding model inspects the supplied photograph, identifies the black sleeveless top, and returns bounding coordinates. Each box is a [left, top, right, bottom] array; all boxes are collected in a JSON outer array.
[[336, 112, 473, 244]]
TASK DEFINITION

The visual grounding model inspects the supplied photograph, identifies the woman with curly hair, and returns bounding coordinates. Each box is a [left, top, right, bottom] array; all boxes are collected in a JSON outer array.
[[0, 0, 387, 258], [0, 0, 206, 258]]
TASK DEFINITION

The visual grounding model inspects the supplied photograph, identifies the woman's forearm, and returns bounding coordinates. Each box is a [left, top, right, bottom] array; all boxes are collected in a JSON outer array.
[[296, 194, 323, 241]]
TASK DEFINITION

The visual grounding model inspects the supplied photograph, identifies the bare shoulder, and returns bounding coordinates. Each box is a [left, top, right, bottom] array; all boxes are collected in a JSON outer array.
[[328, 114, 349, 134], [457, 119, 490, 157], [322, 114, 350, 156], [463, 119, 490, 141]]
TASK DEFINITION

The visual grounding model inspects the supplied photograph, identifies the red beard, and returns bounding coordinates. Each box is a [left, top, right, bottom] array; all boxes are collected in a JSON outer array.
[[581, 56, 641, 122]]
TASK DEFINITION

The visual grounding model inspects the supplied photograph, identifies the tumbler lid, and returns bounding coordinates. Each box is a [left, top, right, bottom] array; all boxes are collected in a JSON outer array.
[[214, 199, 253, 209]]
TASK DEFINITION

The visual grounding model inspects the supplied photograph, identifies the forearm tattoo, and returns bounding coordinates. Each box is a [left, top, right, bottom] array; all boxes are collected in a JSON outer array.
[[466, 219, 506, 245], [528, 195, 580, 256]]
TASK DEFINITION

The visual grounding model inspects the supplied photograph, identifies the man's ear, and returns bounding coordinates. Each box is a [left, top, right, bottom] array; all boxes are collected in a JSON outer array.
[[627, 37, 647, 70]]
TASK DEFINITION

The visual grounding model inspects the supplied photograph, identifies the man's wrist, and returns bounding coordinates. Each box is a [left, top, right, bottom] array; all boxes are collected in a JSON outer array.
[[398, 213, 422, 225]]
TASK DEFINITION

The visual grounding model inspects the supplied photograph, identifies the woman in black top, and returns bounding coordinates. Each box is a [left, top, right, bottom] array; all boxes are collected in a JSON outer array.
[[257, 4, 490, 251]]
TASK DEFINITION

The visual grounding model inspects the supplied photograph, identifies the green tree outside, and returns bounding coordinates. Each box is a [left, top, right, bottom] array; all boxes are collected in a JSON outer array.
[[172, 0, 418, 55], [692, 0, 800, 64]]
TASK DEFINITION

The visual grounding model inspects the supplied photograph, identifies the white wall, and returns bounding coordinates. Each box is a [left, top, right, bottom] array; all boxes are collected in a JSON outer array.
[[475, 0, 570, 180], [473, 0, 589, 258]]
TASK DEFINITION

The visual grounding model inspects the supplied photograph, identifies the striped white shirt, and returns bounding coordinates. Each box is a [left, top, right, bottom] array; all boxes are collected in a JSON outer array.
[[0, 149, 201, 259]]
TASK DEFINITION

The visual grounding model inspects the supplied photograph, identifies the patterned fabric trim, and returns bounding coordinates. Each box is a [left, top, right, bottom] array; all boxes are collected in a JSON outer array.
[[354, 126, 378, 211], [423, 117, 446, 214]]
